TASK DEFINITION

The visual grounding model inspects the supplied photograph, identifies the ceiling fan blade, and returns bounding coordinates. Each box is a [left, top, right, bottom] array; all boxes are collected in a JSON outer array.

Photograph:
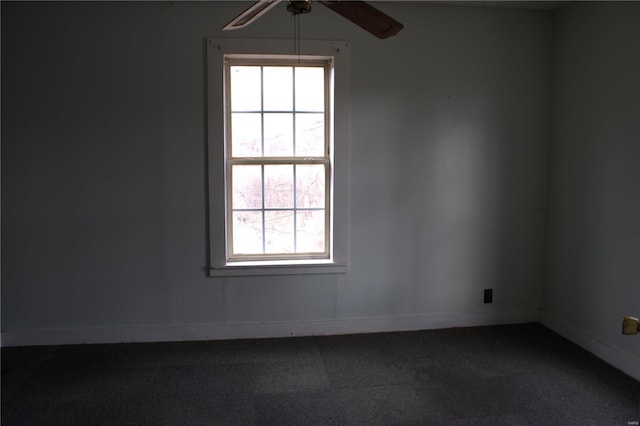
[[222, 0, 281, 31], [318, 1, 403, 39]]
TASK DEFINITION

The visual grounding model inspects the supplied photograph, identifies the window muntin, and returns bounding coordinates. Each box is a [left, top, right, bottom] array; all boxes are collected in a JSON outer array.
[[225, 57, 332, 262]]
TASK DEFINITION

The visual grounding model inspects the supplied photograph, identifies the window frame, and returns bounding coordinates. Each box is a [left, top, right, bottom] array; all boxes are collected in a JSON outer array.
[[207, 38, 349, 277], [225, 57, 331, 262]]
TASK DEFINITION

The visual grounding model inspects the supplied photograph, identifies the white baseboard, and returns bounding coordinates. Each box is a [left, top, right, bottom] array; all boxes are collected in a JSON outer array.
[[1, 309, 539, 347], [539, 311, 640, 381]]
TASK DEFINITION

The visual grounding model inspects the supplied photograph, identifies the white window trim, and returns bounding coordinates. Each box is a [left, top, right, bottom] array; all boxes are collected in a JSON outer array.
[[207, 38, 350, 277]]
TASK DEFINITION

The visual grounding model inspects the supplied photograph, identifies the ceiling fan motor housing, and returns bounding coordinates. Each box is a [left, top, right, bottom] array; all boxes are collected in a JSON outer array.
[[287, 1, 312, 15]]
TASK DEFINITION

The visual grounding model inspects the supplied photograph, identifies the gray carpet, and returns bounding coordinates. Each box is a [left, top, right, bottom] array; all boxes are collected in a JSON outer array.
[[2, 323, 639, 425]]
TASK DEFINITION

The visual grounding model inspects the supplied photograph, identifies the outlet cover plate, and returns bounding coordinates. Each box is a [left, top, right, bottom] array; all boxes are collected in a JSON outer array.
[[623, 316, 639, 335]]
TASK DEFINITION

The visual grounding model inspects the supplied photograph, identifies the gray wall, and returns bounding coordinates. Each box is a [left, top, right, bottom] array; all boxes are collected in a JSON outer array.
[[2, 2, 549, 334], [544, 3, 640, 360]]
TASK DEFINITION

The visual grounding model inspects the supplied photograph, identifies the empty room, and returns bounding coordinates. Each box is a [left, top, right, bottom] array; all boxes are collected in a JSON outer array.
[[1, 1, 639, 424]]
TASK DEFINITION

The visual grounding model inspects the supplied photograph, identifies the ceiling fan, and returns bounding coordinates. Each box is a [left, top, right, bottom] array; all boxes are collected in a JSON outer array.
[[222, 0, 404, 39]]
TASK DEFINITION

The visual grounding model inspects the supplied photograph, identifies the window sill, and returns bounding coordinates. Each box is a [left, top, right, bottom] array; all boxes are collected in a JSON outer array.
[[209, 260, 348, 277]]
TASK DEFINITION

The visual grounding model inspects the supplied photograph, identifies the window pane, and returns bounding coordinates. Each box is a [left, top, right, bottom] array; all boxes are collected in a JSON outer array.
[[264, 67, 293, 111], [295, 67, 324, 112], [233, 211, 263, 254], [223, 55, 337, 263], [264, 113, 293, 156], [296, 164, 325, 208], [232, 165, 262, 209], [264, 164, 293, 209], [295, 113, 325, 157], [296, 210, 325, 253], [230, 66, 261, 111], [265, 211, 294, 253], [231, 113, 261, 157]]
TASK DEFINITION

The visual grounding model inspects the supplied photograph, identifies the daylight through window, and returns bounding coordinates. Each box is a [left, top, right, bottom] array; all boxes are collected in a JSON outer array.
[[225, 57, 332, 262]]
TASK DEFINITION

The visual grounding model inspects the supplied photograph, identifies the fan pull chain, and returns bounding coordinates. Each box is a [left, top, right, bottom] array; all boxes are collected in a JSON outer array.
[[293, 13, 301, 63], [297, 13, 301, 63]]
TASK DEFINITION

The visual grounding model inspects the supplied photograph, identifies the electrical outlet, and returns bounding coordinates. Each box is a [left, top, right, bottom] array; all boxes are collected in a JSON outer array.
[[484, 288, 493, 304], [622, 316, 639, 335]]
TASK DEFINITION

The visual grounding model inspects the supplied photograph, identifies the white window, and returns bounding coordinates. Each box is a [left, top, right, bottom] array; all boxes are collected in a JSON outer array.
[[207, 39, 349, 276]]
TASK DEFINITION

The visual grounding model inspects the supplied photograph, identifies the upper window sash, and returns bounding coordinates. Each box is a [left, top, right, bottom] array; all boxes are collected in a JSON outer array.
[[224, 57, 332, 161]]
